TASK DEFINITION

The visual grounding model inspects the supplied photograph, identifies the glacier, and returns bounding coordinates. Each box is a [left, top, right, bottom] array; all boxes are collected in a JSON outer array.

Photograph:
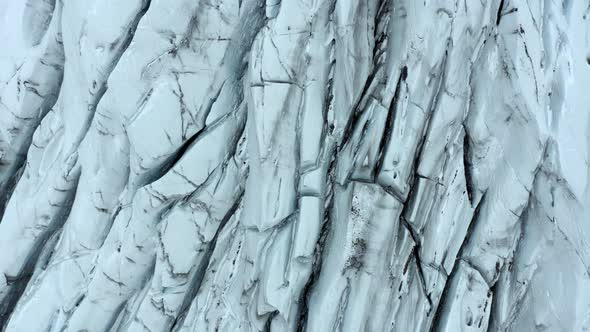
[[0, 0, 589, 331]]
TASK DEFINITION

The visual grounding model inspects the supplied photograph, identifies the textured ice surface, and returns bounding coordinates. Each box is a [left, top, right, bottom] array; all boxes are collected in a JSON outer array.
[[0, 0, 589, 331]]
